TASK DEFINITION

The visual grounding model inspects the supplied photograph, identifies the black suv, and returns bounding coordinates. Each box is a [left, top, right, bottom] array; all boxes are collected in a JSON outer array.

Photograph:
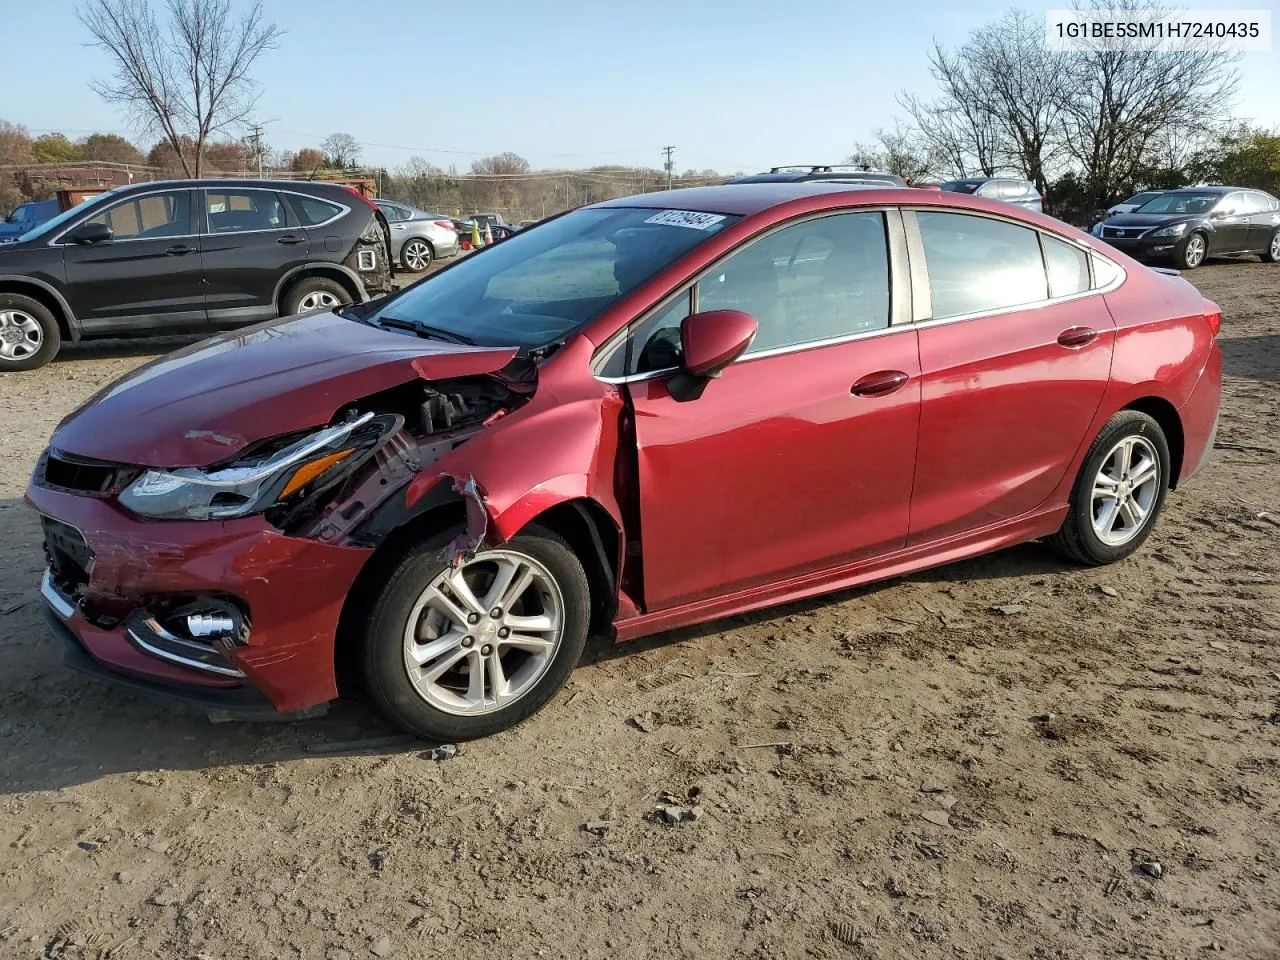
[[0, 179, 393, 370]]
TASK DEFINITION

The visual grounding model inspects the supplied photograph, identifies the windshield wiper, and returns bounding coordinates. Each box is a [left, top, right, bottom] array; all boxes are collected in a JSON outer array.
[[377, 316, 477, 345]]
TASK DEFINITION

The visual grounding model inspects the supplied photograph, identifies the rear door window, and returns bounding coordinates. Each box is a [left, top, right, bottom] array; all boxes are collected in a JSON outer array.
[[916, 211, 1048, 318], [205, 190, 289, 233]]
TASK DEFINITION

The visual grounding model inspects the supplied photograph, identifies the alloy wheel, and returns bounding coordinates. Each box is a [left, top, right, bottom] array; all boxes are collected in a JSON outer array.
[[0, 309, 42, 362], [401, 549, 565, 716], [297, 290, 341, 311], [1271, 232, 1280, 260], [1090, 435, 1161, 546], [1184, 234, 1206, 267], [403, 240, 431, 271]]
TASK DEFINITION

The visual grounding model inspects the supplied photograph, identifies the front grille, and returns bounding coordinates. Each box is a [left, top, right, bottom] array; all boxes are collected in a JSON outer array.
[[41, 449, 133, 494], [42, 517, 94, 591], [1103, 227, 1144, 240]]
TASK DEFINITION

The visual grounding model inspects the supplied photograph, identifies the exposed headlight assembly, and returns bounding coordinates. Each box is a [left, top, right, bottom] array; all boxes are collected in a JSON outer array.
[[1149, 222, 1188, 238], [120, 412, 382, 520]]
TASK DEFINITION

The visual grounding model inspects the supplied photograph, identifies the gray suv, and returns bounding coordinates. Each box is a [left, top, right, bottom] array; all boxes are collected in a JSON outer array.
[[941, 178, 1044, 213], [374, 200, 461, 272]]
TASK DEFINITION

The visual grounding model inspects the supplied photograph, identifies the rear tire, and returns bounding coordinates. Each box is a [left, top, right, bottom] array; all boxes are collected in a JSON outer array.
[[0, 292, 60, 371], [358, 524, 590, 741], [1048, 410, 1170, 566], [400, 238, 433, 272], [1262, 229, 1280, 263], [1174, 231, 1207, 269], [282, 276, 350, 316]]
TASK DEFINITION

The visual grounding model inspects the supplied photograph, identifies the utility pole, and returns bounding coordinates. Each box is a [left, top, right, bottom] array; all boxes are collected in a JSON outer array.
[[662, 145, 675, 190]]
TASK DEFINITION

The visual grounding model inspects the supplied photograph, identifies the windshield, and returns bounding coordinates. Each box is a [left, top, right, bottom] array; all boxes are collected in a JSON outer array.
[[1125, 192, 1160, 206], [17, 191, 118, 243], [362, 206, 740, 349], [1135, 192, 1221, 215], [941, 180, 981, 194], [4, 205, 29, 224]]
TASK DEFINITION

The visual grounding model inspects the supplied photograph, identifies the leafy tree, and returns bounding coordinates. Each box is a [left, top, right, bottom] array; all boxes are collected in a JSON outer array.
[[79, 132, 143, 163], [1192, 126, 1280, 195], [32, 133, 84, 164]]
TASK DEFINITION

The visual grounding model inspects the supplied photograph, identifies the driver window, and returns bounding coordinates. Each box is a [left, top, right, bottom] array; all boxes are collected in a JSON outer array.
[[84, 190, 191, 240]]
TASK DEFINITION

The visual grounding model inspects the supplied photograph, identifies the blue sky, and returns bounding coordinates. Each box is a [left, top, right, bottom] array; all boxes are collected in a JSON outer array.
[[2, 0, 1276, 174]]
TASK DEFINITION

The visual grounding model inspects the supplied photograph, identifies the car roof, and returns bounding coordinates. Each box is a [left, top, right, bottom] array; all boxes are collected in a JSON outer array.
[[592, 182, 906, 216], [1164, 186, 1234, 195], [110, 177, 354, 194]]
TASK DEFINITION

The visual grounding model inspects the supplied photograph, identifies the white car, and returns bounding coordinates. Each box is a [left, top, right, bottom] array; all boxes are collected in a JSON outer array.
[[1107, 191, 1166, 217]]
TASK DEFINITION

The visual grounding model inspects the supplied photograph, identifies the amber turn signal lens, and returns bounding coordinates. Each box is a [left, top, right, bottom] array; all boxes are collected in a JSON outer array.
[[277, 449, 353, 500]]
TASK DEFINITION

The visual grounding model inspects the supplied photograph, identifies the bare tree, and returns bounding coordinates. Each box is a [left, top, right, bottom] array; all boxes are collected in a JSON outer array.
[[901, 41, 1001, 179], [78, 0, 282, 178], [1056, 0, 1239, 206], [470, 152, 532, 177], [847, 122, 938, 183], [320, 132, 360, 168]]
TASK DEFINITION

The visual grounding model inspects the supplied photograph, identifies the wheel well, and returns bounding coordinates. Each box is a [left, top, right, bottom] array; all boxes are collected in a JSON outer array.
[[522, 499, 620, 638], [1124, 397, 1184, 488], [0, 280, 72, 340], [279, 268, 362, 313], [331, 494, 621, 694]]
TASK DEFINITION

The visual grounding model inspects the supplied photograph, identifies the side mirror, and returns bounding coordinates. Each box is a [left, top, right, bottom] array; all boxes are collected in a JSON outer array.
[[65, 222, 113, 245], [680, 310, 758, 377], [666, 310, 757, 402], [1211, 207, 1233, 219]]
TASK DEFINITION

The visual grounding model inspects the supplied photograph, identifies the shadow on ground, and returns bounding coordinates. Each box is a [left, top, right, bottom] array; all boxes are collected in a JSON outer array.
[[1220, 333, 1280, 382]]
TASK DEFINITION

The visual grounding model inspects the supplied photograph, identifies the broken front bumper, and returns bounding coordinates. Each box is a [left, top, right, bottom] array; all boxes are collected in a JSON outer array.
[[26, 482, 374, 715]]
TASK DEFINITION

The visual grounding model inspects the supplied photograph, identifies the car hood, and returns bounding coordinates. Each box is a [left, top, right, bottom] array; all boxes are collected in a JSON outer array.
[[51, 311, 518, 468], [1103, 212, 1194, 229]]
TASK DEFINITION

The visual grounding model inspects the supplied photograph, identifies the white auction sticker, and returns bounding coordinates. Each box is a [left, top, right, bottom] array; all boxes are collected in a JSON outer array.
[[644, 210, 727, 230]]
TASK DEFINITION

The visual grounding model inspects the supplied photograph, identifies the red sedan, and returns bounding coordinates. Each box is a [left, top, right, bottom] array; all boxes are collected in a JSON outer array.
[[27, 183, 1222, 741]]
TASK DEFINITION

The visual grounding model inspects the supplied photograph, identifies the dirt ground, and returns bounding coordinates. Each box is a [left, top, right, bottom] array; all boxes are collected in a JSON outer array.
[[0, 261, 1277, 960]]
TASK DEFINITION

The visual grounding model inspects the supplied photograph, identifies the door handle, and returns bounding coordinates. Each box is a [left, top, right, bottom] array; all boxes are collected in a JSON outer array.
[[1057, 326, 1099, 348], [277, 234, 306, 245], [165, 244, 193, 256], [851, 370, 910, 397]]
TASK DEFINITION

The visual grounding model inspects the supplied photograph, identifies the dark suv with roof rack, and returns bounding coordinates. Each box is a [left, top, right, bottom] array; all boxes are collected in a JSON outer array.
[[730, 165, 908, 187], [0, 178, 393, 371]]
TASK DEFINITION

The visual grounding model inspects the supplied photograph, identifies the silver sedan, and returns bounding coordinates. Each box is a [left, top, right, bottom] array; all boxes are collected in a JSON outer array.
[[375, 200, 462, 271]]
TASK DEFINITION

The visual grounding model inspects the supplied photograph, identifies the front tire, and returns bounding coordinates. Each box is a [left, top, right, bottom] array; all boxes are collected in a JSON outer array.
[[0, 293, 60, 371], [400, 238, 433, 272], [1048, 410, 1170, 566], [1262, 229, 1280, 263], [282, 276, 350, 316], [359, 524, 590, 741], [1175, 231, 1207, 269]]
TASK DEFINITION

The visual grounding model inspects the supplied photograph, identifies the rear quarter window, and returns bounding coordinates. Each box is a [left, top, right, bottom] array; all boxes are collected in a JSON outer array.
[[293, 196, 344, 227]]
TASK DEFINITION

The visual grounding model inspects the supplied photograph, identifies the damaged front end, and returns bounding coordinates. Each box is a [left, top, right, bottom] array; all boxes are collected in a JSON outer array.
[[28, 347, 537, 717]]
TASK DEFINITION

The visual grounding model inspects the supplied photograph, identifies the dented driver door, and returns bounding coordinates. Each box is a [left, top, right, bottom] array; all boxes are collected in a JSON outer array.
[[625, 209, 920, 613]]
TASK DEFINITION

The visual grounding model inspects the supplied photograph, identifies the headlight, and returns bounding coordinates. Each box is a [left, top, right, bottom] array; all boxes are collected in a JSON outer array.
[[1150, 222, 1188, 238], [1090, 222, 1104, 236], [119, 413, 376, 519]]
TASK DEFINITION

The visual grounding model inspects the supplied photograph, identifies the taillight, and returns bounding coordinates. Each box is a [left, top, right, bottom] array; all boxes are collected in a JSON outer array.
[[1203, 300, 1222, 337], [434, 220, 456, 231], [342, 185, 380, 213]]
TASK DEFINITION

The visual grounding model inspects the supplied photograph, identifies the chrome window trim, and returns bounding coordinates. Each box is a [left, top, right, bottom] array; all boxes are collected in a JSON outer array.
[[905, 206, 1127, 327], [595, 322, 913, 385], [591, 206, 903, 382], [49, 185, 349, 246]]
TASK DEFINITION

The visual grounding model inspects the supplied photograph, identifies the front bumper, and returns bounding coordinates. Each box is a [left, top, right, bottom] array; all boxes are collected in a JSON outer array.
[[26, 481, 373, 715], [1097, 234, 1182, 260]]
